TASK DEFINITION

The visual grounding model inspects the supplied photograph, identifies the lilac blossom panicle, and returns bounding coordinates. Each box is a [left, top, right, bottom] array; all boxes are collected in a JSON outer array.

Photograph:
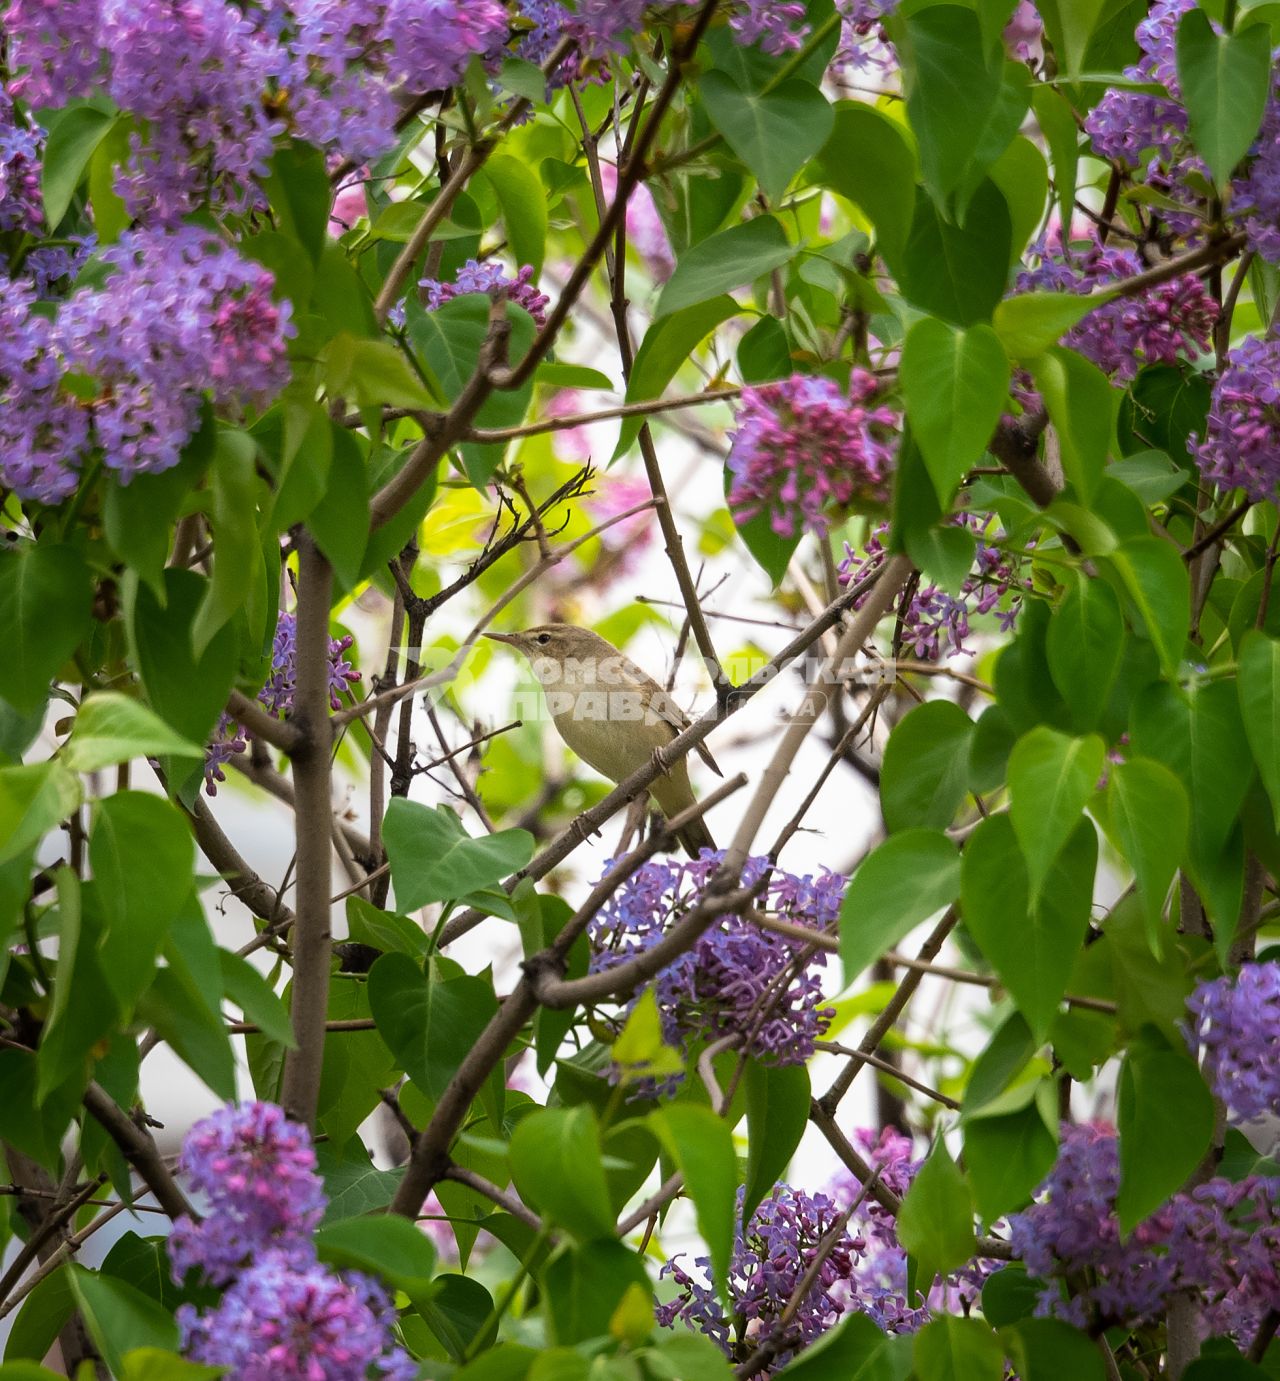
[[1017, 233, 1216, 382], [170, 1102, 415, 1381], [1009, 1121, 1280, 1344], [205, 610, 359, 792], [2, 0, 103, 109], [1185, 961, 1280, 1122], [727, 371, 900, 538], [840, 517, 1029, 661], [419, 258, 551, 327], [831, 0, 898, 74], [0, 91, 43, 239], [730, 1, 810, 56], [1194, 336, 1280, 502], [589, 853, 841, 1077], [658, 1184, 860, 1365]]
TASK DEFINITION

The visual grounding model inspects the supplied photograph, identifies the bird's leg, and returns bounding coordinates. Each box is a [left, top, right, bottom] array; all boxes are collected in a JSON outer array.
[[649, 745, 673, 778]]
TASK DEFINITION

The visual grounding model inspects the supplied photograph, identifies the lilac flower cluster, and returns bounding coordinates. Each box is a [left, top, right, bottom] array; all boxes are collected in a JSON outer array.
[[727, 372, 900, 538], [729, 1, 810, 56], [1010, 1122, 1280, 1342], [839, 517, 1028, 661], [170, 1103, 415, 1381], [599, 161, 675, 283], [419, 258, 551, 327], [0, 226, 292, 502], [831, 0, 898, 75], [1194, 336, 1280, 502], [589, 853, 841, 1071], [0, 92, 43, 237], [205, 610, 360, 792], [1017, 234, 1216, 381], [658, 1184, 860, 1364], [1185, 961, 1280, 1122]]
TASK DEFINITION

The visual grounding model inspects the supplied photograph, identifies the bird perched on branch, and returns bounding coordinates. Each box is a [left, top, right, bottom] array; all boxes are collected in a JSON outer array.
[[485, 623, 720, 856]]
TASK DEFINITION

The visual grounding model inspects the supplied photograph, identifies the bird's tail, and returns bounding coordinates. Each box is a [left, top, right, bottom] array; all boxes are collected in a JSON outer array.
[[675, 813, 716, 859]]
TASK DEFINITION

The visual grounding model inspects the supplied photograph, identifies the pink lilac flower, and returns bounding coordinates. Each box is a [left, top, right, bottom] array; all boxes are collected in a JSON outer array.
[[1010, 1121, 1280, 1342], [180, 1253, 416, 1381], [657, 1184, 861, 1364], [2, 0, 103, 108], [0, 274, 93, 502], [730, 1, 810, 56], [589, 853, 841, 1073], [328, 177, 369, 236], [585, 474, 656, 574], [1003, 1, 1042, 62], [1185, 962, 1280, 1122], [420, 258, 551, 327], [599, 161, 675, 283], [1194, 336, 1280, 501], [839, 517, 1029, 660], [1016, 233, 1217, 381], [168, 1102, 326, 1285], [204, 610, 360, 792], [727, 372, 900, 538]]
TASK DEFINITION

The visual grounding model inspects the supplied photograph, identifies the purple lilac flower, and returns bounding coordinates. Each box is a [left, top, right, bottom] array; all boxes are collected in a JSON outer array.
[[1233, 94, 1280, 264], [0, 92, 44, 237], [1003, 1, 1042, 62], [180, 1252, 416, 1381], [419, 258, 551, 327], [168, 1102, 326, 1285], [0, 274, 93, 502], [589, 853, 841, 1072], [831, 0, 898, 75], [727, 372, 900, 538], [2, 0, 103, 108], [58, 227, 294, 482], [839, 517, 1029, 661], [1016, 233, 1216, 381], [730, 1, 810, 56], [658, 1184, 861, 1364], [1186, 962, 1280, 1122], [204, 610, 360, 793], [1010, 1122, 1280, 1342], [1194, 336, 1280, 501]]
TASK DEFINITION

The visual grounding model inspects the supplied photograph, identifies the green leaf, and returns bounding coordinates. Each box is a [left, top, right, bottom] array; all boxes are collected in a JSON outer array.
[[482, 154, 548, 276], [0, 762, 81, 867], [963, 1013, 1036, 1118], [743, 1062, 810, 1224], [219, 951, 295, 1048], [416, 1273, 498, 1360], [962, 814, 1096, 1041], [1046, 576, 1126, 731], [964, 1104, 1057, 1225], [1106, 536, 1190, 678], [1176, 8, 1272, 186], [655, 217, 797, 319], [1029, 347, 1112, 501], [1036, 0, 1110, 76], [880, 700, 975, 833], [913, 1317, 1005, 1381], [510, 1106, 615, 1242], [993, 291, 1101, 362], [1030, 86, 1079, 233], [68, 1268, 178, 1377], [1104, 758, 1189, 955], [138, 965, 236, 1100], [897, 1142, 976, 1291], [1001, 1318, 1106, 1381], [839, 830, 959, 983], [42, 106, 118, 229], [193, 428, 263, 657], [815, 102, 918, 265], [4, 1266, 75, 1363], [383, 800, 533, 909], [119, 1351, 224, 1381], [307, 425, 369, 589], [700, 73, 833, 204], [1008, 726, 1105, 899], [900, 319, 1008, 504], [894, 182, 1012, 326], [64, 693, 203, 774], [894, 5, 1002, 203], [314, 1213, 437, 1297], [0, 542, 93, 715], [649, 1104, 737, 1298], [543, 1241, 651, 1348], [987, 132, 1047, 267], [613, 297, 740, 459], [774, 1311, 913, 1381], [729, 479, 802, 587], [265, 139, 331, 265], [90, 792, 194, 1015], [611, 989, 682, 1085], [1239, 630, 1280, 831], [1116, 1037, 1214, 1231], [367, 953, 501, 1113], [325, 333, 434, 410]]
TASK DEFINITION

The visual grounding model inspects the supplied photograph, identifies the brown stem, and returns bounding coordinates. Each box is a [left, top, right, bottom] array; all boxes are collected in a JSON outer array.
[[80, 1084, 192, 1220]]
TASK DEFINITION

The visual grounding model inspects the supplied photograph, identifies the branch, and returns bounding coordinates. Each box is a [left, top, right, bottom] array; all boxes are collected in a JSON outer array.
[[464, 386, 741, 443], [440, 1164, 542, 1232], [81, 1083, 192, 1221], [188, 795, 295, 928], [279, 537, 336, 1128], [226, 689, 301, 754]]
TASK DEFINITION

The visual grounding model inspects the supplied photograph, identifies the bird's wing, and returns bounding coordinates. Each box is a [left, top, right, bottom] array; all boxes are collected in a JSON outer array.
[[640, 673, 724, 778]]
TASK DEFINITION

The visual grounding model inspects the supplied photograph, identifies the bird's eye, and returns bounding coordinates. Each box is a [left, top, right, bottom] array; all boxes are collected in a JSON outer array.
[[537, 633, 551, 645]]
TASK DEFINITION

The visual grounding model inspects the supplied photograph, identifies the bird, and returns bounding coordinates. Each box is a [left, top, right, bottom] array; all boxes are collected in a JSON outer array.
[[485, 623, 720, 857]]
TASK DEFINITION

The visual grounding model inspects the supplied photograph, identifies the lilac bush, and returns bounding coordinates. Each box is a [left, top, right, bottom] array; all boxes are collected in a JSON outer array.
[[1186, 961, 1280, 1122], [1194, 337, 1280, 502]]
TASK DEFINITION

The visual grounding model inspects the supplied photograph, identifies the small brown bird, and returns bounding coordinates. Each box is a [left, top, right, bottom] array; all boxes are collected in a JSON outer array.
[[485, 623, 720, 856]]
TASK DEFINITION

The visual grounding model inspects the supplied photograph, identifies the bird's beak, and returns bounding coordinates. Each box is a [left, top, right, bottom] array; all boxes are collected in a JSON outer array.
[[484, 632, 519, 646]]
